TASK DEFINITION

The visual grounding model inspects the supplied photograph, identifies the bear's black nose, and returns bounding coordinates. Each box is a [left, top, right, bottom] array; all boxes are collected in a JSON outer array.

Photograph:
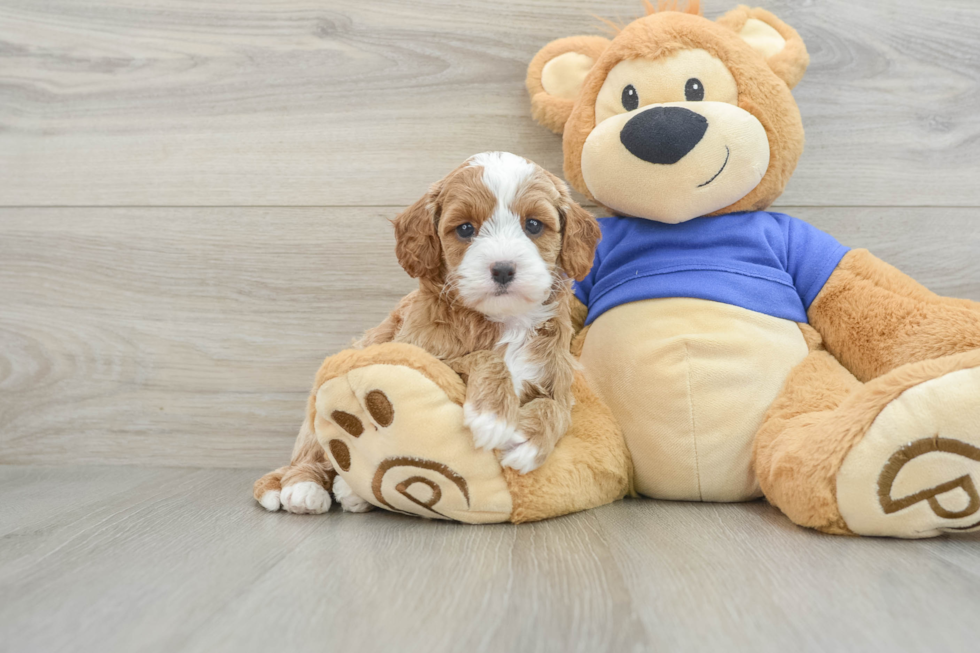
[[620, 106, 708, 165]]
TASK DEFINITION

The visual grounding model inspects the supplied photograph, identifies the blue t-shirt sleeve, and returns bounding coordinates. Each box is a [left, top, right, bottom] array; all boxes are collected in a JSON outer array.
[[778, 214, 850, 310]]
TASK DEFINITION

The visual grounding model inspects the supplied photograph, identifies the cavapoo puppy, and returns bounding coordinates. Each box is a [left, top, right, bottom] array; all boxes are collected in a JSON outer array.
[[255, 152, 600, 514]]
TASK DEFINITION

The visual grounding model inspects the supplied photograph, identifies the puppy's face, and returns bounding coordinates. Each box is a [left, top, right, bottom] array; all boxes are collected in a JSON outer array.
[[394, 152, 600, 319], [443, 153, 564, 317]]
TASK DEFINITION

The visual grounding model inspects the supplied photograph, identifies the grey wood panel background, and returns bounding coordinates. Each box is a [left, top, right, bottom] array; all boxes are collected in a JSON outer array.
[[0, 466, 977, 653], [1, 207, 978, 468], [1, 0, 980, 207], [0, 0, 979, 469]]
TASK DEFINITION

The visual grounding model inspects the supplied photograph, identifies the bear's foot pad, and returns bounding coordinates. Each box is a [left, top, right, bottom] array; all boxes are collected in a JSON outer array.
[[838, 365, 980, 538], [313, 362, 514, 523]]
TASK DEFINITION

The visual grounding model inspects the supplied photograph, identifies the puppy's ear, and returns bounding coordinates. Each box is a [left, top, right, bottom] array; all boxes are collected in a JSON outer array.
[[527, 36, 610, 134], [393, 184, 443, 280], [552, 177, 600, 281]]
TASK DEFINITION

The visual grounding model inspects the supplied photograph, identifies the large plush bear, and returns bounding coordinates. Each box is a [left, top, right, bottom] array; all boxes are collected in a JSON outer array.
[[526, 2, 980, 537], [256, 2, 980, 538]]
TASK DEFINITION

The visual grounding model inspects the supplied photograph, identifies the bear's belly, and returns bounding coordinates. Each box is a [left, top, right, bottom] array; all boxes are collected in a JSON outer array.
[[579, 298, 808, 502]]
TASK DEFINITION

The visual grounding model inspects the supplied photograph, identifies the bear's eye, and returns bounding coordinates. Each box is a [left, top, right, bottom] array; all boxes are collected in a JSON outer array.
[[621, 84, 639, 111], [455, 223, 475, 240], [685, 78, 705, 102], [524, 218, 544, 236]]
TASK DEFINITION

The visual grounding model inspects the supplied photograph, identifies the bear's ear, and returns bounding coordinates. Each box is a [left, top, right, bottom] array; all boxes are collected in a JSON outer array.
[[716, 6, 809, 89], [527, 36, 611, 134]]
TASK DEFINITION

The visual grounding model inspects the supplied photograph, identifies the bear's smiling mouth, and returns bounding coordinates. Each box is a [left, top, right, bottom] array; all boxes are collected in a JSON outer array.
[[697, 146, 730, 188]]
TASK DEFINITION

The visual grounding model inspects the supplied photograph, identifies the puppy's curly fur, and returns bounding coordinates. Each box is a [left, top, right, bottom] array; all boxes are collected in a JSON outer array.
[[254, 152, 601, 512]]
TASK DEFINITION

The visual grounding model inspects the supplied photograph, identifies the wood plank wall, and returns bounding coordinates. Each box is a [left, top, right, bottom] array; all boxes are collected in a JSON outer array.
[[2, 0, 979, 467]]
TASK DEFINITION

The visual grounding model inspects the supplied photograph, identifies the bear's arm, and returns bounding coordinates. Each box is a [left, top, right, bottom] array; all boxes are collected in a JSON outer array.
[[807, 249, 980, 382]]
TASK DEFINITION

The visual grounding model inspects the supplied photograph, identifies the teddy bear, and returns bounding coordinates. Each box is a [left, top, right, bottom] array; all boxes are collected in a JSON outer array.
[[525, 1, 980, 538], [256, 2, 980, 538]]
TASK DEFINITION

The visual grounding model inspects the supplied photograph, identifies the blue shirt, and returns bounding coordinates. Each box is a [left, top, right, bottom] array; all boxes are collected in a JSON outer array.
[[574, 211, 850, 326]]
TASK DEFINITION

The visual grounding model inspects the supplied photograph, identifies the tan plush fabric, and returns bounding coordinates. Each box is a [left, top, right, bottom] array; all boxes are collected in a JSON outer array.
[[809, 249, 980, 382], [521, 5, 980, 539], [526, 36, 612, 135], [527, 7, 808, 219], [754, 254, 980, 536], [541, 52, 596, 100], [755, 343, 980, 536], [504, 373, 634, 523], [309, 343, 629, 524], [837, 363, 980, 538], [313, 342, 467, 408], [753, 331, 863, 535], [736, 18, 786, 59], [579, 298, 808, 501], [715, 6, 809, 89], [580, 97, 771, 223], [315, 361, 513, 523]]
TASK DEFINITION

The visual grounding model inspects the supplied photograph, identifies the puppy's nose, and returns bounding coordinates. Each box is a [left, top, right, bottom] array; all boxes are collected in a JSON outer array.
[[491, 262, 516, 286], [620, 106, 708, 165]]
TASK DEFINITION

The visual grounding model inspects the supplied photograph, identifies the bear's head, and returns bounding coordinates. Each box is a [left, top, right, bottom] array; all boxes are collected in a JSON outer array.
[[527, 2, 809, 224]]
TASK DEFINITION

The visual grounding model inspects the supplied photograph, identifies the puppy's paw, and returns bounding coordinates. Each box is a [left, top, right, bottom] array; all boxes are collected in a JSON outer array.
[[258, 489, 282, 512], [463, 403, 524, 451], [500, 440, 545, 475], [280, 481, 332, 515], [332, 476, 374, 513]]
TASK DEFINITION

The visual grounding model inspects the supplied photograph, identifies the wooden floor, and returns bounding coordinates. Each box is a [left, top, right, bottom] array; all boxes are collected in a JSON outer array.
[[2, 1, 980, 651], [0, 465, 977, 653]]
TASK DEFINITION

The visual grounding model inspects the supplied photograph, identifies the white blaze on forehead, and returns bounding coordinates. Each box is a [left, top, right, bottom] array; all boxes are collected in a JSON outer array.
[[467, 152, 536, 214]]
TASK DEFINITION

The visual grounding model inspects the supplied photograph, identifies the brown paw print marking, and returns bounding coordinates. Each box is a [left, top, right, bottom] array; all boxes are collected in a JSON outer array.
[[878, 437, 980, 522], [365, 390, 394, 427], [331, 410, 363, 437], [329, 439, 351, 472], [372, 456, 470, 518], [395, 476, 442, 513]]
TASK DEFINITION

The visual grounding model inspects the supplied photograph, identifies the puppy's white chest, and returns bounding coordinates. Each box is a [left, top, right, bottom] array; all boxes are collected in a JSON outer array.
[[503, 339, 536, 395], [498, 319, 545, 397]]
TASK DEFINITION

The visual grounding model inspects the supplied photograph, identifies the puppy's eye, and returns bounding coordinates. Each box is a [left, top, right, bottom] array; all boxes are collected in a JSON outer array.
[[621, 84, 639, 111], [685, 78, 704, 102], [455, 223, 475, 239], [524, 219, 544, 236]]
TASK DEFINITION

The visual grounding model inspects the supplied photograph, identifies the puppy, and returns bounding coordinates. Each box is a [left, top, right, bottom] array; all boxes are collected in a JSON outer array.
[[254, 152, 600, 515]]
